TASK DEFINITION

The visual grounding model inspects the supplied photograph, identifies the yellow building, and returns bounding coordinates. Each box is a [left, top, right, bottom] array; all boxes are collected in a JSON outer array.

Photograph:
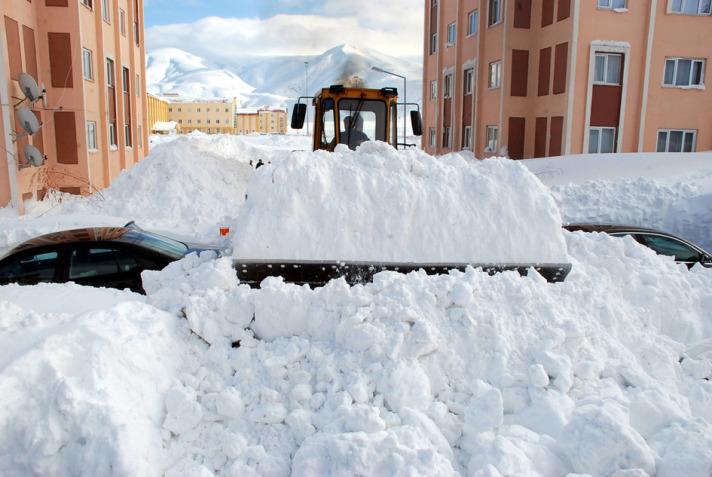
[[147, 94, 168, 129], [236, 107, 287, 135], [167, 98, 238, 134]]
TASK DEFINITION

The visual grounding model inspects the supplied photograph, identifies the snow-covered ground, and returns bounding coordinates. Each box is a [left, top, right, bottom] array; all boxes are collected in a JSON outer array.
[[1, 135, 711, 476]]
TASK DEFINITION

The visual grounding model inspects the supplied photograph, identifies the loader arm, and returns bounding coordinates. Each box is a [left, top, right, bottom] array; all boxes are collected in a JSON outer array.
[[232, 260, 572, 288]]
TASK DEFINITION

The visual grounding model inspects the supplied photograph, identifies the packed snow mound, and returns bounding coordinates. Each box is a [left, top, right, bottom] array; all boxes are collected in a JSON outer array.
[[142, 231, 712, 476], [55, 136, 254, 241], [234, 142, 568, 263], [553, 178, 712, 252], [0, 284, 186, 475]]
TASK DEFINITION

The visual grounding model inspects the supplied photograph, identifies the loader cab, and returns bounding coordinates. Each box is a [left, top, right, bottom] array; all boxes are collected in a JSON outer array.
[[291, 85, 422, 152]]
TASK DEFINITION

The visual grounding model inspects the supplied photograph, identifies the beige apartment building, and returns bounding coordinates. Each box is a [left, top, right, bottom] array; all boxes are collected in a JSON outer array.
[[1, 0, 148, 210], [423, 0, 711, 159], [167, 97, 238, 134], [235, 107, 288, 135]]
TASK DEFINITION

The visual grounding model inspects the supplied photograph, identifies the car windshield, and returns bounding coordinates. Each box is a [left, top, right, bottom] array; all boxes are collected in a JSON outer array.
[[639, 234, 701, 262], [121, 230, 188, 259]]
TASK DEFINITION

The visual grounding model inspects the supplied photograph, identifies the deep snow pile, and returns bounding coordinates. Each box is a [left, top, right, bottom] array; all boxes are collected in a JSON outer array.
[[137, 231, 712, 477], [234, 142, 568, 263], [0, 284, 187, 475], [525, 152, 712, 251]]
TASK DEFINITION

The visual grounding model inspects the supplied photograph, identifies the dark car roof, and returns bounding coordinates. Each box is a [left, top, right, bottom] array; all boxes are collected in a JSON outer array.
[[563, 223, 671, 235], [8, 227, 135, 254]]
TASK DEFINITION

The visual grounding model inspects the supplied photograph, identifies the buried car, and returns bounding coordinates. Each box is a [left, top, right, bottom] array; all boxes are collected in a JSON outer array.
[[0, 226, 222, 292], [564, 223, 712, 268]]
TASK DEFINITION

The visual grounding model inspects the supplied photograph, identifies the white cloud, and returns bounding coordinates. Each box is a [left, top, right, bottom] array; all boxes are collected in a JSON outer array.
[[145, 1, 424, 63]]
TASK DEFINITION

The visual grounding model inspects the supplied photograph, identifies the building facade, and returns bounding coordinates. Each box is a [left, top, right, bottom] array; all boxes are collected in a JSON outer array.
[[235, 107, 288, 135], [167, 98, 238, 134], [1, 0, 148, 210], [147, 93, 167, 127], [423, 0, 711, 158]]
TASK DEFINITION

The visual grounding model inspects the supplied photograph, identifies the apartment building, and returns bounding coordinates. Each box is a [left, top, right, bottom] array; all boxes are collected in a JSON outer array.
[[167, 98, 238, 134], [1, 0, 148, 210], [423, 0, 711, 159], [235, 107, 288, 135]]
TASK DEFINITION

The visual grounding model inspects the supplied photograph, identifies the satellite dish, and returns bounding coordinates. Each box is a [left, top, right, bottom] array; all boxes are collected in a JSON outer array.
[[16, 107, 41, 135], [19, 73, 42, 102], [23, 144, 46, 167]]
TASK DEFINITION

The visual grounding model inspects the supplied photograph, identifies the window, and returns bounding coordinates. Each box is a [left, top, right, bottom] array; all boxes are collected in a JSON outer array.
[[489, 0, 503, 25], [197, 108, 201, 112], [588, 127, 616, 153], [488, 61, 502, 88], [207, 108, 211, 112], [82, 48, 93, 80], [430, 80, 437, 99], [122, 67, 130, 93], [197, 120, 201, 124], [443, 126, 452, 148], [120, 9, 126, 36], [207, 120, 211, 124], [86, 121, 97, 150], [216, 119, 220, 124], [468, 10, 479, 36], [69, 247, 119, 280], [81, 0, 93, 9], [657, 129, 696, 152], [447, 22, 456, 45], [638, 234, 702, 262], [594, 53, 622, 85], [486, 126, 499, 151], [0, 250, 58, 283], [125, 124, 132, 147], [106, 58, 115, 87], [338, 98, 387, 149], [664, 58, 705, 87], [109, 123, 117, 147], [444, 74, 453, 98], [463, 125, 473, 149], [136, 74, 140, 97], [169, 108, 173, 112], [225, 108, 229, 112], [669, 0, 712, 15], [464, 68, 474, 95], [430, 33, 438, 55], [102, 0, 110, 22], [598, 0, 628, 8]]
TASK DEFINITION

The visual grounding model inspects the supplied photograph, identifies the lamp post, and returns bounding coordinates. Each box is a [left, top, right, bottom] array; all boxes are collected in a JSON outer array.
[[304, 61, 310, 136], [371, 65, 406, 147]]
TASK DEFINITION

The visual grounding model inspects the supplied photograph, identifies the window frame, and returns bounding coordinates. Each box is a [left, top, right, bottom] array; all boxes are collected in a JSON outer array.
[[486, 125, 499, 152], [463, 125, 473, 150], [120, 9, 126, 36], [668, 0, 712, 15], [488, 60, 502, 89], [588, 126, 617, 153], [598, 0, 628, 10], [663, 57, 705, 88], [467, 10, 479, 36], [656, 129, 697, 152], [86, 121, 98, 151], [443, 73, 453, 98], [488, 0, 503, 26], [82, 48, 93, 81], [102, 0, 110, 23], [80, 0, 93, 10], [447, 22, 457, 45], [429, 127, 436, 148], [430, 80, 438, 100], [594, 53, 623, 85], [464, 68, 474, 95], [442, 126, 452, 149]]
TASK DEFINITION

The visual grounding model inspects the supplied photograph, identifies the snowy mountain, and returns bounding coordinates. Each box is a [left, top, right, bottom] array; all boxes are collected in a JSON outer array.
[[146, 45, 423, 108]]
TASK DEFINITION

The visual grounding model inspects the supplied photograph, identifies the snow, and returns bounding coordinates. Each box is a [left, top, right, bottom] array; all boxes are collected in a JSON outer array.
[[1, 135, 712, 476], [234, 141, 568, 263]]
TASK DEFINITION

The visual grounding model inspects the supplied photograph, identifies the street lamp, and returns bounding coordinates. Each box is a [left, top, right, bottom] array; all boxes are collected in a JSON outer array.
[[371, 65, 406, 147], [304, 61, 310, 136]]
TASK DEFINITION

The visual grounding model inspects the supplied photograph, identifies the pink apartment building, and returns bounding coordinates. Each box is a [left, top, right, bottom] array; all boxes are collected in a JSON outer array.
[[423, 0, 711, 158], [1, 0, 148, 211]]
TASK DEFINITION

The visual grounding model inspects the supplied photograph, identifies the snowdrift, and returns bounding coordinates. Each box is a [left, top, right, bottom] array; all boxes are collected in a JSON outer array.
[[234, 142, 569, 263], [138, 231, 712, 476]]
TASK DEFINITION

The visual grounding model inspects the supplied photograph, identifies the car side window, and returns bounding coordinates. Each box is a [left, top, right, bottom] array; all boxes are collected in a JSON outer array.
[[69, 247, 119, 279], [0, 251, 59, 282], [638, 234, 700, 262]]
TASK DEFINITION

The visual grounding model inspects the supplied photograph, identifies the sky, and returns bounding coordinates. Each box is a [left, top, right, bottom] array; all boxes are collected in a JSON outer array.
[[144, 0, 425, 62]]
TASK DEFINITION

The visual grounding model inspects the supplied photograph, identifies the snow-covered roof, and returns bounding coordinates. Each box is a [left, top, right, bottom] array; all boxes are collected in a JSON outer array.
[[152, 121, 178, 132]]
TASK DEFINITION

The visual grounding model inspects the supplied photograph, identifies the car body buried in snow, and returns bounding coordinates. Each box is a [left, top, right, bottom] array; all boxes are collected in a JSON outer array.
[[0, 225, 221, 292], [564, 223, 712, 268]]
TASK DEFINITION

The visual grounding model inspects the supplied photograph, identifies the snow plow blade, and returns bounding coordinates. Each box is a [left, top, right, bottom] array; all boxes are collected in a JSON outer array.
[[232, 260, 572, 288]]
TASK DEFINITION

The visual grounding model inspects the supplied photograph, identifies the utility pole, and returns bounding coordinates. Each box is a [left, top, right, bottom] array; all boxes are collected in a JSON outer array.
[[304, 61, 310, 136]]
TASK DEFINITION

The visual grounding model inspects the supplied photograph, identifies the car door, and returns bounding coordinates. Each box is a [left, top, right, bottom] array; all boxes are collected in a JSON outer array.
[[0, 247, 62, 286], [67, 243, 151, 292], [636, 233, 703, 268]]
